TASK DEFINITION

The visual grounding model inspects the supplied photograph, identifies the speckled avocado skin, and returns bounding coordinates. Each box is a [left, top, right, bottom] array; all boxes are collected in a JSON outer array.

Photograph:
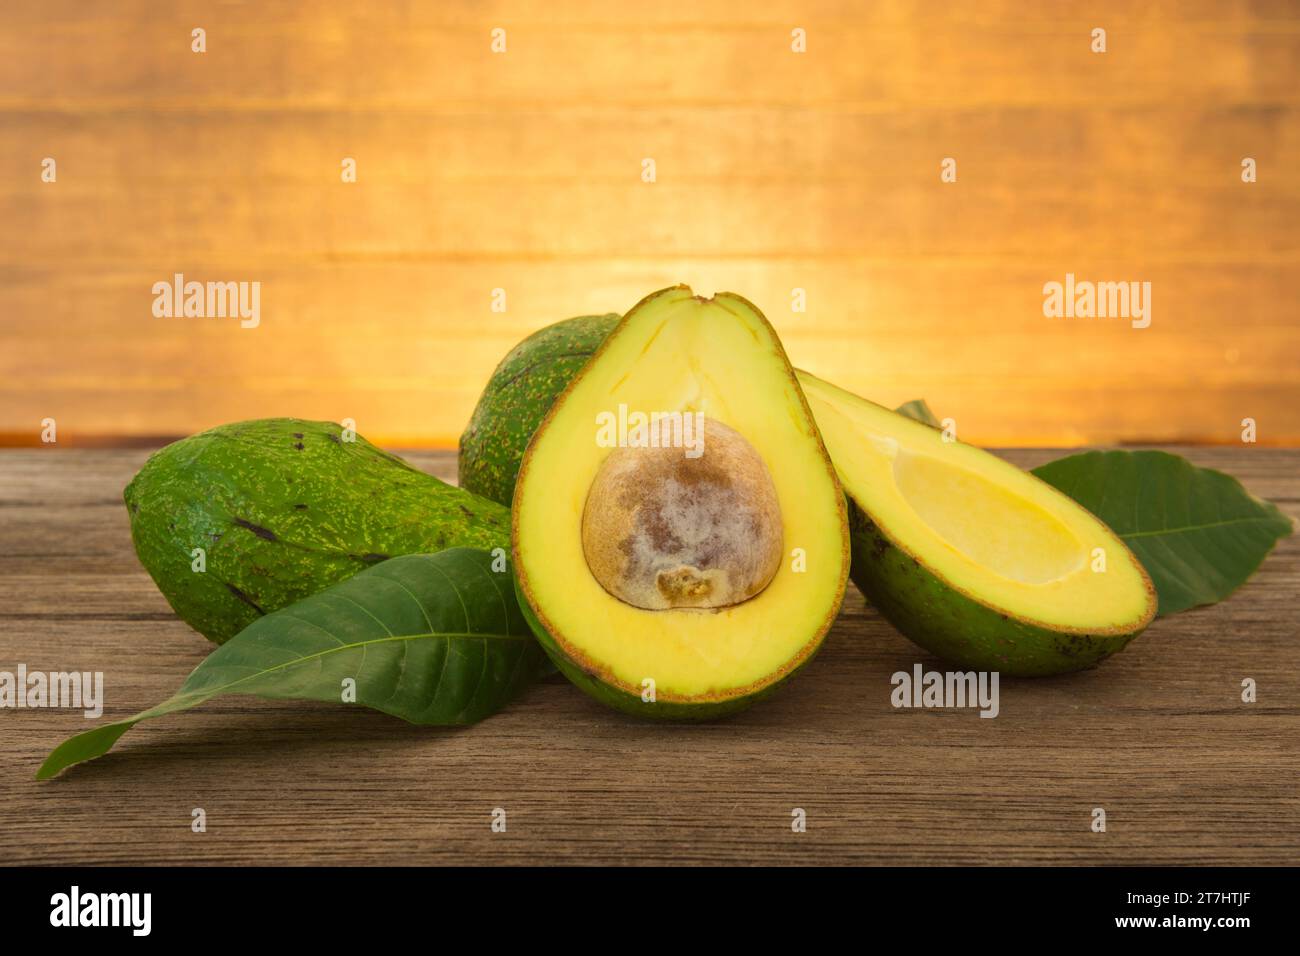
[[847, 502, 1145, 676], [126, 419, 510, 644], [458, 314, 620, 506]]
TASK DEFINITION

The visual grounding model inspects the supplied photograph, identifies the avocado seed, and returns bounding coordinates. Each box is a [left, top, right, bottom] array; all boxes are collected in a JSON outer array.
[[581, 418, 783, 610]]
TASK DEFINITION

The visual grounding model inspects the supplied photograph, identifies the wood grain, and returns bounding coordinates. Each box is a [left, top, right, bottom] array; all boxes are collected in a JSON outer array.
[[0, 446, 1295, 865], [2, 0, 1299, 445]]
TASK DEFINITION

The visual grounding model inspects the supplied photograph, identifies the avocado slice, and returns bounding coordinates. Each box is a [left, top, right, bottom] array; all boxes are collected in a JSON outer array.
[[797, 372, 1157, 675], [513, 287, 850, 718]]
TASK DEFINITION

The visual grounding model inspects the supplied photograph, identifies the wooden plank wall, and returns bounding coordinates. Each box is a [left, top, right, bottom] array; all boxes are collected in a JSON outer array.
[[1, 1, 1297, 446]]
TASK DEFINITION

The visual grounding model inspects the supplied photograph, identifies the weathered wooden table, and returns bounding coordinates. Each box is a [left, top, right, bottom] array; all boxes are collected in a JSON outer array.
[[1, 447, 1295, 865]]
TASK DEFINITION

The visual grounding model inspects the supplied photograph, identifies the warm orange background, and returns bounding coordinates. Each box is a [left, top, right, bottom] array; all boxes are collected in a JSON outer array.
[[2, 0, 1297, 447]]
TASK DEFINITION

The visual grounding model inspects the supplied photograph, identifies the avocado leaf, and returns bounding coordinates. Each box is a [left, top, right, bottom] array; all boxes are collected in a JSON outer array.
[[895, 399, 940, 427], [1032, 450, 1294, 616], [38, 549, 547, 780]]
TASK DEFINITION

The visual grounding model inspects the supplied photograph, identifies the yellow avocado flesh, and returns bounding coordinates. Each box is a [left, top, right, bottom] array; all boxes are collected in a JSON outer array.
[[797, 372, 1153, 632], [514, 288, 849, 702]]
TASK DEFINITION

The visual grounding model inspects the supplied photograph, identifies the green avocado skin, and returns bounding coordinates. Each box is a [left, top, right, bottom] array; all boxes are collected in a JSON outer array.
[[847, 502, 1143, 676], [458, 314, 620, 506], [514, 577, 808, 721], [126, 419, 510, 644]]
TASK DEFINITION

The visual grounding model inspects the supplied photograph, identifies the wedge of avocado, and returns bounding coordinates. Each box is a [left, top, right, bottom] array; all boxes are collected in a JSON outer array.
[[513, 286, 850, 718], [797, 371, 1157, 675]]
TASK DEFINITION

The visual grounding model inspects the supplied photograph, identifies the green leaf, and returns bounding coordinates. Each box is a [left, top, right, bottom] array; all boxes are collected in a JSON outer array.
[[895, 399, 940, 427], [1032, 450, 1294, 616], [38, 549, 547, 779]]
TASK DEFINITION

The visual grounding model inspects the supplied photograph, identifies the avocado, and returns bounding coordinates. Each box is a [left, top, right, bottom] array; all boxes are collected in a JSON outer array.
[[797, 372, 1157, 675], [512, 286, 850, 718], [126, 418, 510, 644], [459, 313, 621, 506]]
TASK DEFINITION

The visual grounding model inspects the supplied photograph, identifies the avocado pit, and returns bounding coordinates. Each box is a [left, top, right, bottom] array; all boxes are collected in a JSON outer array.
[[580, 418, 783, 610]]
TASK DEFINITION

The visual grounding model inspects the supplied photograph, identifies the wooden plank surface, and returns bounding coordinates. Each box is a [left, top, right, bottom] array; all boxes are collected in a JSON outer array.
[[0, 446, 1295, 866], [3, 0, 1299, 446]]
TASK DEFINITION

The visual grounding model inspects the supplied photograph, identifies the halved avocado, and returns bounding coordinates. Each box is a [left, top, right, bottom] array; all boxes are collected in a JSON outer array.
[[513, 287, 850, 719], [797, 372, 1157, 676]]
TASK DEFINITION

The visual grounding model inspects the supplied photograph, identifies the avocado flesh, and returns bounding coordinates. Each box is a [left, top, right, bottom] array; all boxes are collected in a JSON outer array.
[[797, 372, 1156, 676], [513, 287, 850, 717]]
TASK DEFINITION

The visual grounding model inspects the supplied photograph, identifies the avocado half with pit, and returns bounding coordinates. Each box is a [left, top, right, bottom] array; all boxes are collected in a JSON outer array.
[[512, 286, 851, 718], [797, 372, 1157, 676]]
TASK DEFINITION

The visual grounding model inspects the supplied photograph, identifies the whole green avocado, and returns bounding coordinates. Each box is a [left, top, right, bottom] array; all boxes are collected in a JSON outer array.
[[458, 313, 619, 506], [126, 419, 510, 644]]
